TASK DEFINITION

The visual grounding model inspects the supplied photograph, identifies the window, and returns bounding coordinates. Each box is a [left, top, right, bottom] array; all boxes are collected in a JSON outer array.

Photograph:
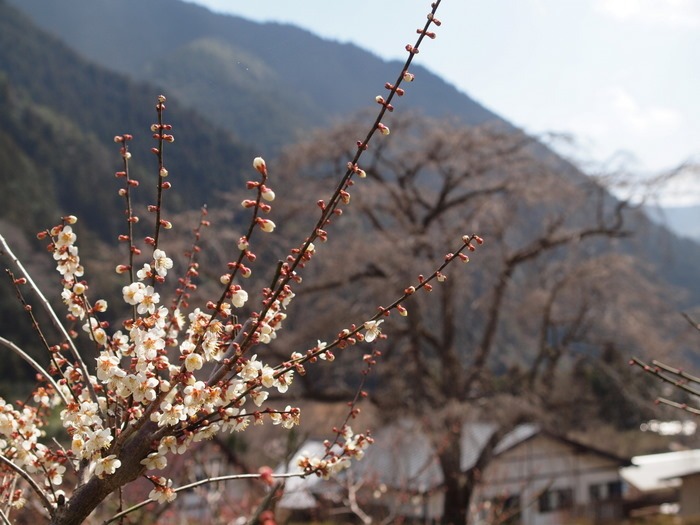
[[538, 488, 574, 513], [589, 480, 622, 501]]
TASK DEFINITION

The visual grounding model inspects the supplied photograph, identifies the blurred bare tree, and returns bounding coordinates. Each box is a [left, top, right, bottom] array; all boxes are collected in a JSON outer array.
[[258, 113, 688, 523]]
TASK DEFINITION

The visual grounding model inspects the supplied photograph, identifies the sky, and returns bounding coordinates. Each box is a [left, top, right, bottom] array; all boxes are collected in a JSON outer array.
[[188, 0, 699, 205]]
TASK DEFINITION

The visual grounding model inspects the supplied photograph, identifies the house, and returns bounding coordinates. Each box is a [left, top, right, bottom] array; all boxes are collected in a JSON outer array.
[[621, 449, 700, 521], [471, 424, 630, 525], [275, 420, 629, 524], [275, 419, 445, 522]]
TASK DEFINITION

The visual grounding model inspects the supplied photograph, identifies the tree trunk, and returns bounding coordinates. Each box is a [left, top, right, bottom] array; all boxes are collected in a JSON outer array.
[[438, 442, 468, 525], [49, 422, 157, 525], [438, 426, 503, 525]]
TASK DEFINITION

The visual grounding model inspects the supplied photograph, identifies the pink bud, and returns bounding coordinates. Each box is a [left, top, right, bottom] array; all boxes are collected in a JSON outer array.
[[377, 123, 390, 136]]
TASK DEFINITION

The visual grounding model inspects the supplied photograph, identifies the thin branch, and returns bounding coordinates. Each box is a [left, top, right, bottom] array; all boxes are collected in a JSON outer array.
[[102, 472, 305, 525], [0, 336, 68, 406], [652, 359, 700, 386], [0, 454, 54, 518], [0, 234, 100, 409], [656, 398, 700, 415], [682, 312, 700, 332], [630, 357, 700, 398]]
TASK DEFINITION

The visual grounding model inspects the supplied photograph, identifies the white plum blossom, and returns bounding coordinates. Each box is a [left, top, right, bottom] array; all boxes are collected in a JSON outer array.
[[53, 244, 84, 284], [158, 435, 187, 456], [363, 319, 384, 342], [184, 352, 203, 372], [152, 249, 173, 277], [61, 288, 86, 319], [250, 389, 269, 407], [83, 318, 108, 346], [260, 366, 276, 388], [136, 263, 153, 281], [269, 405, 300, 429], [275, 370, 294, 393], [230, 288, 248, 308], [239, 355, 263, 382], [137, 285, 160, 315], [141, 451, 168, 470], [94, 455, 121, 479], [122, 282, 145, 305], [149, 477, 176, 503], [96, 352, 126, 383], [152, 401, 187, 427], [54, 225, 77, 248]]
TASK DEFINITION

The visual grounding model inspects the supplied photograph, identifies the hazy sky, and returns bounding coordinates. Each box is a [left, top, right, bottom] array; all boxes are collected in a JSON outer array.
[[188, 0, 699, 204]]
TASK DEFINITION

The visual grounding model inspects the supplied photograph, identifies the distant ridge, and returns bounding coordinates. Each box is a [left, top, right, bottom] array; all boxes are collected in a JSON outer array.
[[3, 0, 700, 310], [6, 0, 503, 152], [0, 0, 254, 239]]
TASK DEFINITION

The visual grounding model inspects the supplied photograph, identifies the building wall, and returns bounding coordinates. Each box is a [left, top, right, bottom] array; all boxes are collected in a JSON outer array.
[[680, 473, 700, 519], [473, 435, 624, 525]]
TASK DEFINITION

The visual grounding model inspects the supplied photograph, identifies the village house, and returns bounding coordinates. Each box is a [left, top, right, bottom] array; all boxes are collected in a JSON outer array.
[[621, 449, 700, 522], [470, 424, 630, 525], [275, 419, 630, 524]]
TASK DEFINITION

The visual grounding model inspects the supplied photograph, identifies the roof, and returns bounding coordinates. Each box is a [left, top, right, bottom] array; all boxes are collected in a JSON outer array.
[[621, 449, 700, 492], [275, 440, 340, 509], [354, 418, 444, 493], [276, 419, 629, 509]]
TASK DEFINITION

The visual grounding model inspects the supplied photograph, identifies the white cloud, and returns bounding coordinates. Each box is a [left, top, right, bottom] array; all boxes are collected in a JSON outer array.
[[594, 0, 700, 27]]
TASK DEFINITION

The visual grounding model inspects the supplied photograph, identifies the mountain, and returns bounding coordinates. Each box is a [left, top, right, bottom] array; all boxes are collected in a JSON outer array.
[[2, 0, 700, 306], [0, 0, 255, 240], [1, 0, 700, 426], [6, 0, 502, 153], [2, 1, 700, 319], [645, 205, 700, 243], [0, 0, 262, 391]]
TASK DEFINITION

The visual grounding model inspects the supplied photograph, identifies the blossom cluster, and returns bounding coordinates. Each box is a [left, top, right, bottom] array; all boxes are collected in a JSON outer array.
[[296, 425, 374, 479], [0, 4, 476, 519]]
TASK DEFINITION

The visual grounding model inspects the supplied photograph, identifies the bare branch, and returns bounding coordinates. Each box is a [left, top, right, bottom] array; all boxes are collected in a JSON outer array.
[[0, 337, 68, 406], [0, 454, 53, 518]]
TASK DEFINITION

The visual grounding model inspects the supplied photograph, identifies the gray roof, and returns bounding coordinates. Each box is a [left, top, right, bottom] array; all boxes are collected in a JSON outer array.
[[621, 449, 700, 492], [355, 418, 444, 493], [276, 419, 621, 509]]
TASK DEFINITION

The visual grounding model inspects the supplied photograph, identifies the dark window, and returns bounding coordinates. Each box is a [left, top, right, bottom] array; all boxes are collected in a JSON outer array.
[[589, 480, 622, 501], [538, 488, 574, 513]]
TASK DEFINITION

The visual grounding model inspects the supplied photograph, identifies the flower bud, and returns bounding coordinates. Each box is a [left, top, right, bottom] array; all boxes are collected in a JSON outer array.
[[253, 157, 267, 176], [257, 218, 276, 233], [94, 299, 108, 312]]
